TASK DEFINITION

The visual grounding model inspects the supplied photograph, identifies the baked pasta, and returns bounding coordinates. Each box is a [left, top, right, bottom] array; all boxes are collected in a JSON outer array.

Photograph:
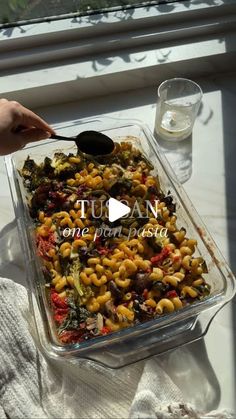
[[21, 140, 210, 344]]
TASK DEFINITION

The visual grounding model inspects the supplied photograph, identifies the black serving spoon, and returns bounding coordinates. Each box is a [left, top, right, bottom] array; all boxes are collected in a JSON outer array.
[[51, 130, 115, 156]]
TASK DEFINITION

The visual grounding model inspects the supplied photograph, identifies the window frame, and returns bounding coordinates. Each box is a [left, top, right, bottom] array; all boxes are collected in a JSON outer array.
[[1, 0, 235, 51]]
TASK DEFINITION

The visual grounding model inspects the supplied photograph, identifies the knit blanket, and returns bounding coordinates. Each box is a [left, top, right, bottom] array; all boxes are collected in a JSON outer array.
[[0, 277, 234, 419]]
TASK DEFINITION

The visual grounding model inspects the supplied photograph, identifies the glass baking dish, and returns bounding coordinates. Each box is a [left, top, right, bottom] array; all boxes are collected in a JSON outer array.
[[5, 117, 236, 368]]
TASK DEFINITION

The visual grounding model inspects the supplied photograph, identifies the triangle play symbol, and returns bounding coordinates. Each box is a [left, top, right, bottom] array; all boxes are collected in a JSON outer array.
[[108, 198, 131, 222]]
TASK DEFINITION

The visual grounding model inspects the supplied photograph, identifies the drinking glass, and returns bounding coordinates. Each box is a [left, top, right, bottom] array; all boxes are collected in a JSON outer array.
[[155, 78, 203, 141]]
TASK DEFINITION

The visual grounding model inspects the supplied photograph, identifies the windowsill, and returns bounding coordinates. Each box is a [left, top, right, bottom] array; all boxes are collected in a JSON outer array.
[[0, 0, 236, 107]]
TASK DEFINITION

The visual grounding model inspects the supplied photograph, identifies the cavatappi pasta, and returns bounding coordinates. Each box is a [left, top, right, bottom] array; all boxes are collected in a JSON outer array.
[[21, 140, 210, 344]]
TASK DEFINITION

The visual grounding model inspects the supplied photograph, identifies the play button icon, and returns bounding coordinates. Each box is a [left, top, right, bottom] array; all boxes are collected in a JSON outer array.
[[108, 198, 131, 222]]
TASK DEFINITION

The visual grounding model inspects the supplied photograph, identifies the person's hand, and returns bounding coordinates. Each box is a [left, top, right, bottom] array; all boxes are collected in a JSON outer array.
[[0, 98, 55, 155]]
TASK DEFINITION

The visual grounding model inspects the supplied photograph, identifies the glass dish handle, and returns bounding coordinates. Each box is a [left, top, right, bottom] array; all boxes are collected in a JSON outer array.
[[73, 306, 223, 368]]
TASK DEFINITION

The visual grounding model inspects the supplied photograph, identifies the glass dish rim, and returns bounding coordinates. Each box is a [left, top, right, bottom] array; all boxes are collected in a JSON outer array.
[[5, 116, 236, 357]]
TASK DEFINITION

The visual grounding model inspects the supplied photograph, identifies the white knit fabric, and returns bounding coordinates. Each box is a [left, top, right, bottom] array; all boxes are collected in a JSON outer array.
[[0, 277, 234, 419]]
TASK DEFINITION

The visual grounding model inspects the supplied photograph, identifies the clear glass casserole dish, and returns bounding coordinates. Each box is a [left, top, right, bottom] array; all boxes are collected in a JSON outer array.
[[5, 117, 236, 368]]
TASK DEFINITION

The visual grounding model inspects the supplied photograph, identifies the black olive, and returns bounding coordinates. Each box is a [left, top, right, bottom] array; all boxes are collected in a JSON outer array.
[[134, 272, 151, 293], [164, 196, 173, 205], [148, 186, 158, 195], [133, 300, 140, 310], [137, 217, 150, 227], [61, 200, 73, 211], [42, 267, 51, 283], [152, 281, 169, 293], [109, 179, 132, 197], [147, 237, 162, 253], [163, 195, 176, 214], [168, 203, 176, 214], [78, 247, 90, 262], [196, 284, 210, 295], [108, 281, 123, 301], [167, 232, 179, 246]]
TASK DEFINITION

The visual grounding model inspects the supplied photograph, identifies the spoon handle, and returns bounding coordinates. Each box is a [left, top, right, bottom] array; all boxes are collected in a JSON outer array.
[[51, 134, 75, 142]]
